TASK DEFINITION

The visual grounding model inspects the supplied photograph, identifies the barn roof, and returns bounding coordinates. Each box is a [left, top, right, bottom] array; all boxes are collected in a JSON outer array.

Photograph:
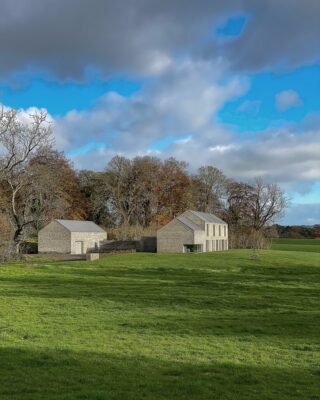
[[177, 216, 202, 231], [55, 219, 106, 233], [188, 210, 227, 224]]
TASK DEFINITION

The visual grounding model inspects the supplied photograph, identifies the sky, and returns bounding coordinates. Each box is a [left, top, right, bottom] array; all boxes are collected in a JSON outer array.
[[0, 0, 319, 225]]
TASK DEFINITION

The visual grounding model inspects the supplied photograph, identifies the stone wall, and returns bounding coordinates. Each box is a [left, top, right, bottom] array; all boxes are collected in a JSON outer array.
[[157, 219, 194, 253], [70, 231, 107, 254], [38, 221, 71, 253]]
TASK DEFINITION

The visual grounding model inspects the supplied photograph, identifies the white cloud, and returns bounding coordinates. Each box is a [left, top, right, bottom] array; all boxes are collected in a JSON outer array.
[[209, 144, 237, 153], [275, 90, 302, 112], [52, 58, 247, 158]]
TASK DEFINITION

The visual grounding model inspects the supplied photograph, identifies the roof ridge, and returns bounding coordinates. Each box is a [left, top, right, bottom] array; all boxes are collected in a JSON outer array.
[[55, 219, 105, 233]]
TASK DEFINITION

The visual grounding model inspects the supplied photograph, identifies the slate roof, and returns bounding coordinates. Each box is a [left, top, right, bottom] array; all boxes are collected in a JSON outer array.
[[188, 210, 227, 224], [55, 219, 106, 233], [177, 216, 202, 231]]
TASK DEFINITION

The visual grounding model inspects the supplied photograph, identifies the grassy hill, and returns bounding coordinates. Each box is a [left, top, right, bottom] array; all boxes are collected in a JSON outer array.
[[0, 250, 319, 399], [272, 238, 320, 253]]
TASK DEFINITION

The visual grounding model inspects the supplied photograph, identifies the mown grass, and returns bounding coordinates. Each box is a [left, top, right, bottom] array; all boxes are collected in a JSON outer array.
[[0, 250, 319, 399], [272, 238, 320, 253]]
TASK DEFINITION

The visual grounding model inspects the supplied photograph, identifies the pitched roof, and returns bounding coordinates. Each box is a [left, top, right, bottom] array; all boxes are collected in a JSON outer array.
[[188, 210, 227, 224], [55, 219, 106, 233], [177, 216, 202, 231]]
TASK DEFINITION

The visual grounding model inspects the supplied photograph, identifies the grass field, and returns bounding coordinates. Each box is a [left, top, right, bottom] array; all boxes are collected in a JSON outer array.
[[272, 238, 320, 253], [0, 249, 319, 399]]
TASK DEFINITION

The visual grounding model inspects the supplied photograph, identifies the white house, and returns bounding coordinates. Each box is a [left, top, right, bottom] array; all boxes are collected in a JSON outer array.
[[157, 210, 228, 253], [38, 220, 107, 254]]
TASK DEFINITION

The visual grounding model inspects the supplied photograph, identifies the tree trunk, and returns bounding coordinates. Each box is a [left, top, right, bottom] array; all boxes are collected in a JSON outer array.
[[11, 224, 23, 254]]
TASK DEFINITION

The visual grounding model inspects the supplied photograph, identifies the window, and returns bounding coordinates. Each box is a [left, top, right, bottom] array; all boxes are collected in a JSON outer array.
[[224, 226, 226, 237], [219, 225, 221, 236], [212, 240, 215, 251], [184, 244, 203, 253], [213, 224, 215, 236], [206, 224, 209, 236]]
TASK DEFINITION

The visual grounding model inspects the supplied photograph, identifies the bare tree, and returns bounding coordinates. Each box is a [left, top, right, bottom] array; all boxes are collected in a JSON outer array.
[[0, 107, 53, 252], [0, 107, 52, 176], [250, 178, 288, 230], [192, 166, 228, 213]]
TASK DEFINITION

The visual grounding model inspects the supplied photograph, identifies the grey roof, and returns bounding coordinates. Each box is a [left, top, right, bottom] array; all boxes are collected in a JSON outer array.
[[177, 216, 202, 231], [188, 210, 227, 224], [55, 219, 106, 233]]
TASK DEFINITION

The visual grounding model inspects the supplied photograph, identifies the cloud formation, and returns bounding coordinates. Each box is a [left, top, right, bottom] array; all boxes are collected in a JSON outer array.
[[276, 90, 302, 112], [54, 59, 247, 156], [1, 0, 320, 81], [45, 59, 320, 196]]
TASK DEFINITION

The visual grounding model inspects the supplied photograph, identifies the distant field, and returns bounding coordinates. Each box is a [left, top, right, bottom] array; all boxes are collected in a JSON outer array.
[[272, 238, 320, 253], [0, 249, 319, 400]]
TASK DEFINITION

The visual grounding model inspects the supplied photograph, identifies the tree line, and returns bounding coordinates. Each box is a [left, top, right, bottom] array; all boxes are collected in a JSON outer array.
[[0, 108, 288, 256], [274, 224, 320, 239]]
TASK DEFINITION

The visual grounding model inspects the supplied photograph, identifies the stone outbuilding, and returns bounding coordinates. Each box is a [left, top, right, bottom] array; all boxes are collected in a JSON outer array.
[[38, 220, 107, 254], [157, 210, 228, 253]]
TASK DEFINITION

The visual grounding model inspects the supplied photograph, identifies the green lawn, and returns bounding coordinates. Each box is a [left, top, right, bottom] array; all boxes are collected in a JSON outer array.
[[272, 238, 320, 253], [0, 250, 319, 400]]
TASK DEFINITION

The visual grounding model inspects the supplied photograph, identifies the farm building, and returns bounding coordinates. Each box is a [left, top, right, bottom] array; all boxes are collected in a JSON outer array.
[[157, 210, 228, 253], [38, 220, 107, 254]]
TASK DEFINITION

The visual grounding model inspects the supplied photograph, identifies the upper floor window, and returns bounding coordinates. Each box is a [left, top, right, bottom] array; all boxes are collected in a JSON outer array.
[[219, 225, 221, 236], [213, 224, 215, 236], [206, 224, 209, 236], [224, 225, 226, 237]]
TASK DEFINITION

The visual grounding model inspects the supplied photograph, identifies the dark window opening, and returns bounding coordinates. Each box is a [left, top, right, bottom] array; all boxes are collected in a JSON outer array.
[[184, 244, 203, 253]]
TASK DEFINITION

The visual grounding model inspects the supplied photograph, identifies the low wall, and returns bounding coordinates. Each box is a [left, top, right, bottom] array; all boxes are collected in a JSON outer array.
[[95, 249, 136, 258], [139, 236, 157, 252]]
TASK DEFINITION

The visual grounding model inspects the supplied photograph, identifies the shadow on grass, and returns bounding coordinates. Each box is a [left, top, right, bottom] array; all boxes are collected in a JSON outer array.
[[0, 346, 319, 400]]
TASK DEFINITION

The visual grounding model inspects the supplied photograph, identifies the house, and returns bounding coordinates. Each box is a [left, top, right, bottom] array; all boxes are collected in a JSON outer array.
[[38, 220, 107, 254], [157, 210, 228, 253]]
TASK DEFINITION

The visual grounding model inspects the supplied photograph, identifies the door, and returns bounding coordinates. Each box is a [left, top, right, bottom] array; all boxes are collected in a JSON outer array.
[[75, 241, 84, 254]]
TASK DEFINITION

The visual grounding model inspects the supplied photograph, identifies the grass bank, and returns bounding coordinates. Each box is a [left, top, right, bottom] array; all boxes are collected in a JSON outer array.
[[272, 238, 320, 253]]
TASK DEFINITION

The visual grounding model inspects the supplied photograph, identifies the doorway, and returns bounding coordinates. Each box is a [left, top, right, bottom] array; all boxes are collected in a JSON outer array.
[[75, 241, 84, 254]]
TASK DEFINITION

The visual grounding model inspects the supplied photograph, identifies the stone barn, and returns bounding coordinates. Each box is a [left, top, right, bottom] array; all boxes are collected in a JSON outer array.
[[157, 210, 228, 253], [38, 220, 107, 254]]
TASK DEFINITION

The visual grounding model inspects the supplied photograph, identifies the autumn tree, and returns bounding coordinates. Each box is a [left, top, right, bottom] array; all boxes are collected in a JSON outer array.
[[155, 158, 192, 221], [78, 170, 112, 226], [26, 150, 88, 229], [0, 149, 89, 252], [130, 156, 161, 226]]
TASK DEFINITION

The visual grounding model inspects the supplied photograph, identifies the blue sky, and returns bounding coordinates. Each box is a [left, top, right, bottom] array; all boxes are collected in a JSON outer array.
[[218, 65, 320, 132], [0, 76, 141, 116], [0, 1, 319, 225]]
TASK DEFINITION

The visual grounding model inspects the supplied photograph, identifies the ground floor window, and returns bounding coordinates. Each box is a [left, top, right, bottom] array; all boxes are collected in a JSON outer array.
[[184, 244, 203, 253]]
